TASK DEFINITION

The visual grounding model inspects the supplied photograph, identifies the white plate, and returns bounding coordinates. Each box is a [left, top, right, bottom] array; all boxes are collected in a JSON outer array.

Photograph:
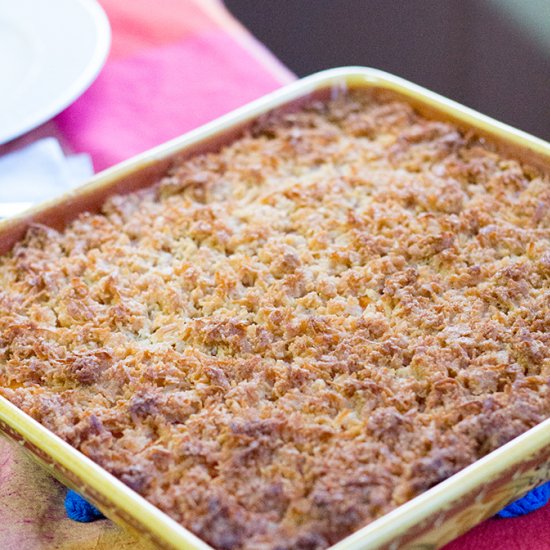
[[0, 0, 110, 144]]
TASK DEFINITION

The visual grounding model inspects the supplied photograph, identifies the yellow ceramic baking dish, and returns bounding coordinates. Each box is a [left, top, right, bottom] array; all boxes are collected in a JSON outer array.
[[0, 67, 549, 550]]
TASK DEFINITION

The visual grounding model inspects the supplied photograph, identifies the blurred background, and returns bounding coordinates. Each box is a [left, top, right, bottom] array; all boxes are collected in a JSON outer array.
[[226, 0, 550, 139]]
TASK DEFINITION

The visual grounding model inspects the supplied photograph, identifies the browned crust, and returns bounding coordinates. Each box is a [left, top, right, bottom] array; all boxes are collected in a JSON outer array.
[[0, 90, 549, 550]]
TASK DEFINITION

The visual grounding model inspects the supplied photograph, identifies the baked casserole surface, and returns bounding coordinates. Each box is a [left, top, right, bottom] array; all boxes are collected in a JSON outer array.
[[0, 90, 549, 550]]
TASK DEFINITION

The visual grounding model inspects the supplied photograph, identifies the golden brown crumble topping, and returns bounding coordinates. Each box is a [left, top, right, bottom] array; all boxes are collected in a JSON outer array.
[[0, 90, 549, 550]]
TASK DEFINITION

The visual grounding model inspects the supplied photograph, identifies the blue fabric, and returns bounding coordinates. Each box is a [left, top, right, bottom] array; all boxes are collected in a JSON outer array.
[[497, 481, 550, 518], [65, 490, 104, 522]]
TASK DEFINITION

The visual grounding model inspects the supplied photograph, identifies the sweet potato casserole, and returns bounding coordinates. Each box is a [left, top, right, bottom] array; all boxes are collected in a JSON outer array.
[[0, 90, 549, 549]]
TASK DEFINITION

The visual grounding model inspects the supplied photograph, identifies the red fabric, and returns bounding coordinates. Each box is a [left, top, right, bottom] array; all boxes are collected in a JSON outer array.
[[445, 501, 550, 549], [100, 0, 221, 59]]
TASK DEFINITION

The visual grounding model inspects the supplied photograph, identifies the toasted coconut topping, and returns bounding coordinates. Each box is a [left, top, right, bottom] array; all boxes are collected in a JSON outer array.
[[0, 90, 549, 549]]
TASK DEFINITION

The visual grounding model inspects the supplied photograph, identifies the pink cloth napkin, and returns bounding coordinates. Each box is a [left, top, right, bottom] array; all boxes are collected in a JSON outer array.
[[57, 0, 293, 170]]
